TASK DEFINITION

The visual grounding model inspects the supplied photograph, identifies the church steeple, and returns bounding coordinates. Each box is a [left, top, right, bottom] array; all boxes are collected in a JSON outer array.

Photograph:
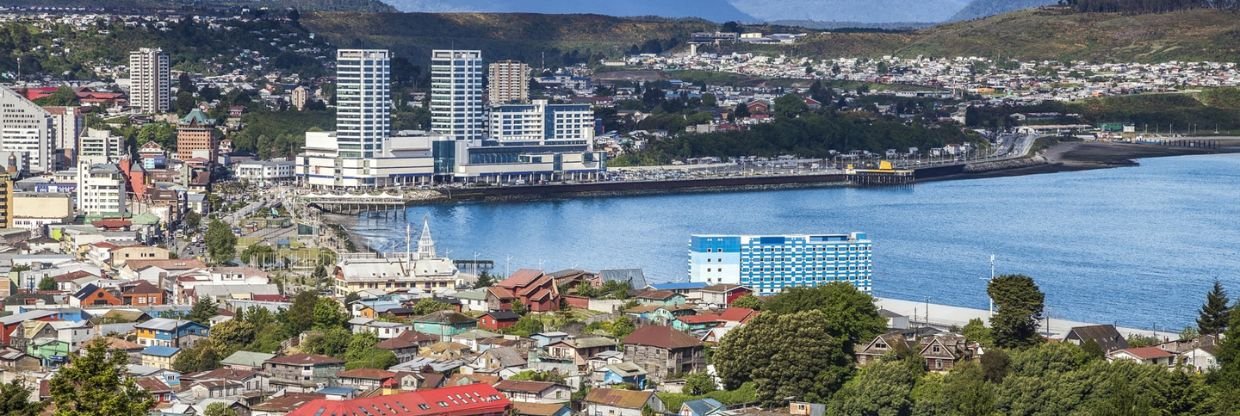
[[417, 215, 436, 260]]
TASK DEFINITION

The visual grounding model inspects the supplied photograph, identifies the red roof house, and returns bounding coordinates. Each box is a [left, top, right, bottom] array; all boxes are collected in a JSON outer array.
[[486, 269, 560, 313], [286, 383, 511, 416]]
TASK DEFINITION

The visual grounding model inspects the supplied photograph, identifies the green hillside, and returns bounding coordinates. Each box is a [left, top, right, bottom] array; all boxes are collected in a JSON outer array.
[[736, 7, 1240, 62], [300, 12, 721, 66]]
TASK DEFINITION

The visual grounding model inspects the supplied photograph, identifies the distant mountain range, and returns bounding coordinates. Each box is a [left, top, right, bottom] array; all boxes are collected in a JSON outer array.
[[949, 0, 1060, 21], [380, 0, 1056, 24]]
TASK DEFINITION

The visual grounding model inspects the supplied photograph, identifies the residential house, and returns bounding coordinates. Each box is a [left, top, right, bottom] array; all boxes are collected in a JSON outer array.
[[1108, 347, 1176, 367], [413, 311, 477, 338], [0, 348, 41, 371], [512, 402, 572, 416], [0, 310, 58, 346], [680, 398, 726, 416], [252, 393, 328, 416], [335, 368, 396, 391], [479, 311, 520, 331], [855, 332, 907, 366], [134, 318, 209, 348], [530, 332, 569, 348], [220, 350, 276, 371], [455, 288, 490, 312], [1159, 335, 1221, 373], [493, 380, 571, 403], [694, 284, 752, 308], [264, 354, 346, 393], [140, 345, 180, 369], [918, 335, 980, 372], [468, 347, 527, 376], [186, 379, 246, 400], [119, 279, 164, 305], [583, 388, 664, 416], [136, 377, 175, 404], [375, 330, 437, 363], [108, 245, 172, 269], [544, 336, 618, 369], [349, 317, 412, 340], [183, 367, 269, 393], [622, 326, 706, 382], [487, 269, 560, 312], [1063, 325, 1128, 352], [285, 384, 511, 416], [634, 290, 686, 307], [596, 269, 647, 291], [70, 283, 123, 306], [598, 362, 647, 389], [418, 341, 472, 361]]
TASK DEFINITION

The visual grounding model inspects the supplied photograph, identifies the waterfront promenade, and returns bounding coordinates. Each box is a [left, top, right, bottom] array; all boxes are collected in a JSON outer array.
[[875, 297, 1178, 341]]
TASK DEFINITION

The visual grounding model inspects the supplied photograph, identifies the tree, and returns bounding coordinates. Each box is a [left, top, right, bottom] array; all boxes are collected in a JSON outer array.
[[343, 332, 397, 369], [773, 93, 808, 119], [0, 379, 43, 416], [474, 271, 495, 288], [1196, 279, 1229, 336], [733, 102, 750, 119], [942, 363, 996, 416], [609, 316, 636, 339], [301, 327, 352, 357], [33, 86, 79, 106], [512, 299, 528, 315], [826, 357, 920, 415], [37, 276, 57, 291], [731, 295, 763, 310], [507, 315, 544, 337], [762, 283, 885, 351], [1212, 306, 1240, 393], [183, 210, 201, 230], [172, 342, 219, 373], [203, 403, 239, 416], [714, 310, 852, 406], [208, 318, 256, 357], [312, 298, 348, 330], [186, 297, 218, 325], [683, 372, 718, 396], [701, 93, 717, 108], [281, 291, 319, 336], [961, 318, 992, 347], [205, 219, 237, 265], [979, 348, 1010, 383], [50, 338, 154, 416], [410, 298, 452, 316], [987, 274, 1045, 348]]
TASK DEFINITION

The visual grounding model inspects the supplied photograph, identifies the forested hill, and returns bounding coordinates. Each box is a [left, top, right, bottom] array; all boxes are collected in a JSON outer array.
[[1064, 0, 1240, 12]]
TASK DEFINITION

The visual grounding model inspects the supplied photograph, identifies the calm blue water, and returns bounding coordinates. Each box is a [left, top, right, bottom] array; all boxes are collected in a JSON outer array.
[[355, 154, 1240, 331]]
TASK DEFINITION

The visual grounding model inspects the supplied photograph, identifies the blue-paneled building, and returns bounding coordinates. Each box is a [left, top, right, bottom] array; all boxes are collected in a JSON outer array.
[[688, 232, 873, 295]]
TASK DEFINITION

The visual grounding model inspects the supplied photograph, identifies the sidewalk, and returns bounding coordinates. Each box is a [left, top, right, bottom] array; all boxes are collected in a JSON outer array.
[[875, 297, 1178, 341]]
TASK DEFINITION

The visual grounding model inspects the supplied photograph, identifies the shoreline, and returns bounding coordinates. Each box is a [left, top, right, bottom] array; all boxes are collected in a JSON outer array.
[[875, 297, 1179, 340]]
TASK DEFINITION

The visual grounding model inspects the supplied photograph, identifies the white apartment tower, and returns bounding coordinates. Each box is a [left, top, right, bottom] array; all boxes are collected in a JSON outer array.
[[78, 128, 127, 164], [431, 50, 484, 141], [487, 60, 530, 105], [128, 48, 171, 113], [336, 49, 391, 158], [0, 86, 55, 173]]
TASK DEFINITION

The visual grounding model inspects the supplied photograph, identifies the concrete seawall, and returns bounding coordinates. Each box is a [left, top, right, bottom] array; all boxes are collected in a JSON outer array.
[[875, 297, 1178, 340]]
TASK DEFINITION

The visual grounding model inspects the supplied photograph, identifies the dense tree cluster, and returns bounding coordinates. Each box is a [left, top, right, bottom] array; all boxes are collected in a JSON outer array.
[[708, 278, 1240, 414]]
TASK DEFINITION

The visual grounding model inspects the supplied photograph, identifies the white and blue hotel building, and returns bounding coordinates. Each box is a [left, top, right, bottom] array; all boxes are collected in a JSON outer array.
[[688, 233, 873, 295]]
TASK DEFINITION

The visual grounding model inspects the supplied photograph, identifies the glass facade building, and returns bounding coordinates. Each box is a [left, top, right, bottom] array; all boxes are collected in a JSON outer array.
[[688, 233, 873, 295]]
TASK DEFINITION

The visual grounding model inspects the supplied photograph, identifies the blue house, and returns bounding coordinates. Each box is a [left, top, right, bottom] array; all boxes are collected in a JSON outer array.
[[135, 318, 209, 348], [530, 332, 569, 348], [412, 311, 476, 338], [600, 362, 647, 389]]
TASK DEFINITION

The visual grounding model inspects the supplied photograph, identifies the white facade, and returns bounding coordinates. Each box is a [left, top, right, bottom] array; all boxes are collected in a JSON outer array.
[[296, 131, 437, 188], [0, 86, 55, 173], [431, 50, 484, 141], [335, 49, 390, 158], [77, 163, 127, 215], [78, 128, 126, 163], [487, 60, 529, 105], [129, 48, 171, 113], [47, 106, 83, 154], [234, 160, 295, 184], [489, 99, 594, 145]]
